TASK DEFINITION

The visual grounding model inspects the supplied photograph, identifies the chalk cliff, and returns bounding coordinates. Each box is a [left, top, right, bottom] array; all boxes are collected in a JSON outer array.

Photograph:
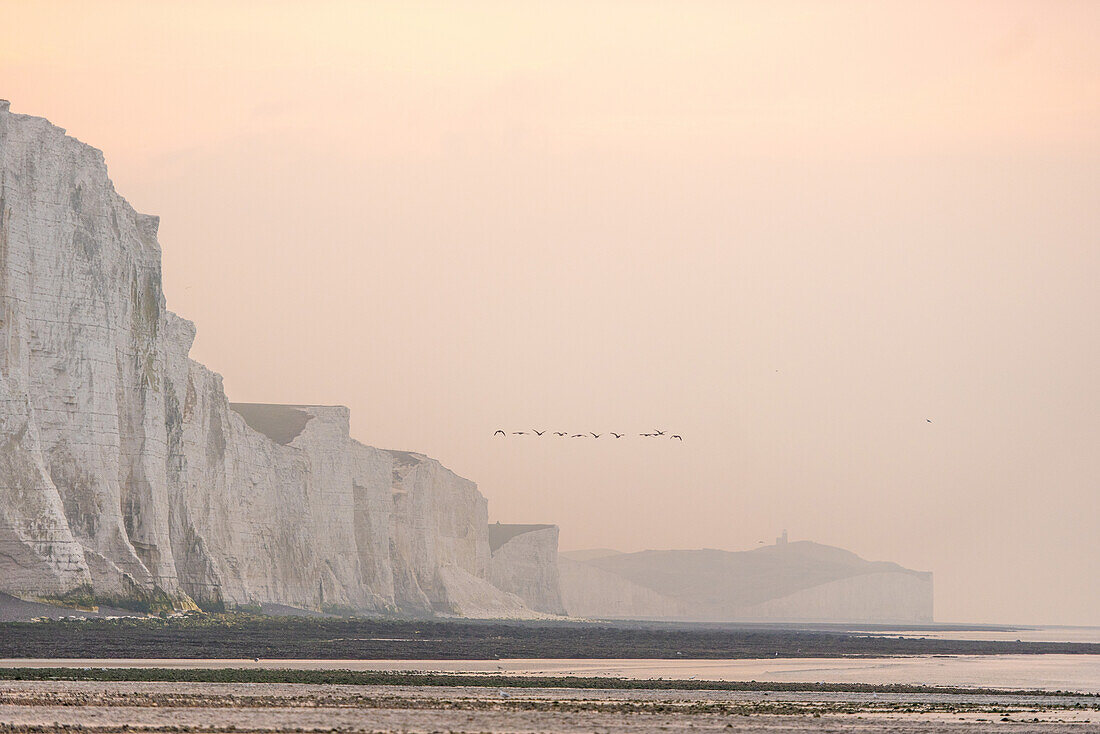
[[488, 524, 566, 615], [558, 555, 690, 620], [0, 102, 548, 616], [559, 541, 933, 623]]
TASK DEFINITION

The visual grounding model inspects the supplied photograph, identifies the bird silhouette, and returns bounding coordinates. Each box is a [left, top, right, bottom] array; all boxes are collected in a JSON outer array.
[[512, 431, 527, 435], [532, 429, 546, 436], [554, 431, 567, 437], [671, 435, 682, 441], [493, 430, 506, 436], [654, 429, 667, 436], [610, 432, 623, 438], [590, 432, 602, 438], [926, 419, 933, 423], [571, 433, 585, 438], [640, 433, 655, 437]]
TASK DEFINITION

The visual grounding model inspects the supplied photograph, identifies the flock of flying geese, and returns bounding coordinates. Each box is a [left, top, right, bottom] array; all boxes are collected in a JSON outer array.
[[494, 429, 683, 441]]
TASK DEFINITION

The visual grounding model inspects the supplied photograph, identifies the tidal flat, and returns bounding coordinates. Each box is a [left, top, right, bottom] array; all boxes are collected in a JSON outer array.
[[0, 679, 1097, 733], [2, 615, 1098, 660], [3, 618, 1098, 731]]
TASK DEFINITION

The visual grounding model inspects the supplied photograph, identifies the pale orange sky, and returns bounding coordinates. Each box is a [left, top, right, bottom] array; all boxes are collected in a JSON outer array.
[[2, 0, 1098, 625]]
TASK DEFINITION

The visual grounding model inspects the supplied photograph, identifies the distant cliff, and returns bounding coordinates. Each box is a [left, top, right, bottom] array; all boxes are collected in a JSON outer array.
[[0, 101, 552, 616], [559, 541, 933, 623]]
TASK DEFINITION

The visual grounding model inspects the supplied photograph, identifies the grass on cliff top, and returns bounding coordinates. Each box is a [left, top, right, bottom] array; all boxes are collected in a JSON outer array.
[[0, 667, 1091, 697]]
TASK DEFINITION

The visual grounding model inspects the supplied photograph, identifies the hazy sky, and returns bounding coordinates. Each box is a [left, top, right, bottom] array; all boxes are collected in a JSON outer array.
[[2, 1, 1098, 625]]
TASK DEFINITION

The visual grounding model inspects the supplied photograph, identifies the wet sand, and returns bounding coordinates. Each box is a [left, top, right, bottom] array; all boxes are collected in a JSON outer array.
[[0, 680, 1096, 733], [5, 655, 1099, 694]]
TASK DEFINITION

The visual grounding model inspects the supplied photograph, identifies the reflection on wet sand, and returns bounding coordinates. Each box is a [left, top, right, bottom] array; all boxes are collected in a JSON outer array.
[[3, 654, 1099, 693]]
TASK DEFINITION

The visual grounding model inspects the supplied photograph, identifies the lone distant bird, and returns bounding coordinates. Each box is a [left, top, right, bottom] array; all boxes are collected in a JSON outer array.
[[554, 431, 568, 436], [497, 688, 511, 699], [590, 432, 602, 438], [610, 432, 623, 438], [926, 419, 933, 423], [532, 429, 546, 436], [493, 430, 506, 437], [671, 435, 682, 441]]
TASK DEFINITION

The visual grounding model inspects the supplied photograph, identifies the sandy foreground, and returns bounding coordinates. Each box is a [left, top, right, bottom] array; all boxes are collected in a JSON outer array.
[[0, 680, 1097, 733]]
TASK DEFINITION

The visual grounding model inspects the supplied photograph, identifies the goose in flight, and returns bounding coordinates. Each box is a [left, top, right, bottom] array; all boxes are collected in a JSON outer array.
[[554, 431, 567, 436], [671, 435, 683, 441], [512, 431, 527, 435], [590, 432, 602, 438], [532, 429, 546, 436], [493, 430, 506, 436], [654, 429, 667, 436], [610, 432, 623, 438], [571, 433, 585, 438]]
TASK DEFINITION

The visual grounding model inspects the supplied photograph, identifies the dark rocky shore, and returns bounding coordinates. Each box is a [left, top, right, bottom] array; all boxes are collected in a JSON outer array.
[[0, 615, 1097, 660]]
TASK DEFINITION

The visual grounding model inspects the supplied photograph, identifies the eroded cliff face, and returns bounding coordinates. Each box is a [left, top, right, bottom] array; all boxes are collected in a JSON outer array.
[[0, 102, 187, 608], [489, 524, 566, 615], [0, 102, 549, 616]]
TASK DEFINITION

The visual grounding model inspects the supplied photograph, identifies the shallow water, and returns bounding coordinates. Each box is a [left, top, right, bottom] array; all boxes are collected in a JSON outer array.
[[3, 654, 1099, 693], [854, 626, 1100, 644]]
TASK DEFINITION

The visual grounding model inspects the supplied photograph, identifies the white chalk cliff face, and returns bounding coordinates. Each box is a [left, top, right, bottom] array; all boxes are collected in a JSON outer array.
[[0, 102, 553, 616], [488, 524, 566, 615]]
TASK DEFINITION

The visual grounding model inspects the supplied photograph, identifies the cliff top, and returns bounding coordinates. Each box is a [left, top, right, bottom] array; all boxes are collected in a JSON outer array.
[[559, 548, 624, 562], [489, 523, 557, 552], [229, 403, 314, 445]]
